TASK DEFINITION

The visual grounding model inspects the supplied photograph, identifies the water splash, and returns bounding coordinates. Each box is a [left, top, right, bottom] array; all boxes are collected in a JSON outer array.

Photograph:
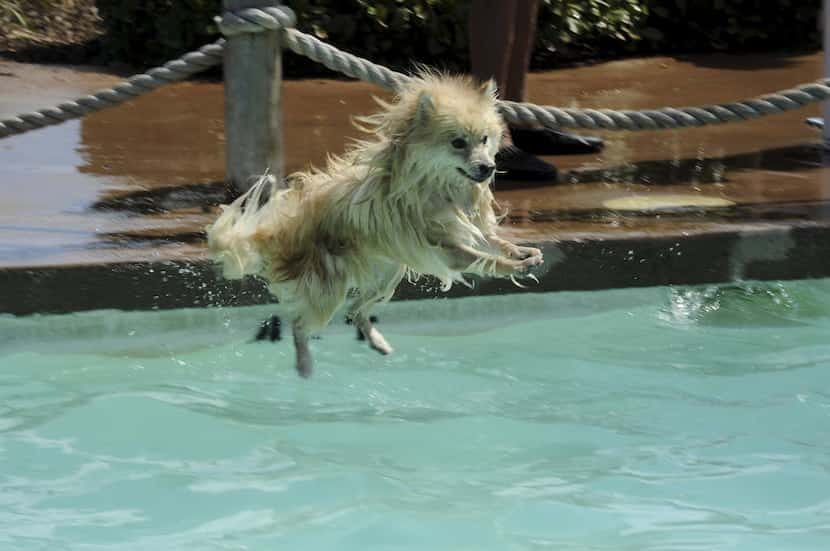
[[661, 281, 830, 327]]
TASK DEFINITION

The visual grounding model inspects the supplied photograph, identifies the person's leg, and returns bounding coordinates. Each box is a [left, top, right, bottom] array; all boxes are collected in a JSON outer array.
[[501, 0, 605, 157], [469, 0, 516, 88], [502, 0, 539, 102], [469, 1, 557, 183]]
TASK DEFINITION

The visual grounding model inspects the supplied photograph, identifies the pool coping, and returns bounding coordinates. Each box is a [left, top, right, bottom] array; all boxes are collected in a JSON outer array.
[[3, 219, 830, 316]]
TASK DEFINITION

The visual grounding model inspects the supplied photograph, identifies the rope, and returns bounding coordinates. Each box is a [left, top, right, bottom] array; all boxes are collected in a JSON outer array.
[[2, 3, 830, 140], [219, 6, 830, 131], [0, 41, 224, 139], [498, 90, 830, 130], [216, 5, 296, 36], [218, 6, 408, 89], [282, 28, 410, 91]]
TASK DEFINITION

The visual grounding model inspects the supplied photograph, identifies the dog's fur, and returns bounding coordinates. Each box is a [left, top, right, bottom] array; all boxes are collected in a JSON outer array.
[[207, 73, 543, 377]]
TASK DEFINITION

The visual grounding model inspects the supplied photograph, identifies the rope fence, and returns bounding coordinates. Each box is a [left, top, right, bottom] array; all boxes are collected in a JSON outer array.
[[2, 3, 829, 140], [0, 41, 224, 138]]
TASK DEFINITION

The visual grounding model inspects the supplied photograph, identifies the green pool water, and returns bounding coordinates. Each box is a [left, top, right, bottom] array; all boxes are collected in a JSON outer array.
[[1, 280, 830, 550]]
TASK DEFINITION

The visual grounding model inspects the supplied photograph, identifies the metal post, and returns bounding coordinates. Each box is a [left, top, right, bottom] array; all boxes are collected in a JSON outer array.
[[824, 0, 830, 144], [223, 0, 284, 192]]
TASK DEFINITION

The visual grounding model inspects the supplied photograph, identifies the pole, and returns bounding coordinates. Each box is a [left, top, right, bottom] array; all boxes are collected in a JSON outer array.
[[824, 0, 830, 144], [223, 0, 285, 192]]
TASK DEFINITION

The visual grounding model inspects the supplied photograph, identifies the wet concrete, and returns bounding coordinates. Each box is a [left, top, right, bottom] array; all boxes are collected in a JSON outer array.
[[1, 53, 830, 312]]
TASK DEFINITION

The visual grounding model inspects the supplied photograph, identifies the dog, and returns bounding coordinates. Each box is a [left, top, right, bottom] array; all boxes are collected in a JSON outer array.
[[207, 72, 543, 377]]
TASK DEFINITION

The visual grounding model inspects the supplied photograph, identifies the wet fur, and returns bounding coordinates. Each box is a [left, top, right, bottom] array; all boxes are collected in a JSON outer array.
[[207, 73, 543, 377]]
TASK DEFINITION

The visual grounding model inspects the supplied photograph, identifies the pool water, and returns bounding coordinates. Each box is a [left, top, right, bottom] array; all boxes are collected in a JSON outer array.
[[1, 281, 830, 550]]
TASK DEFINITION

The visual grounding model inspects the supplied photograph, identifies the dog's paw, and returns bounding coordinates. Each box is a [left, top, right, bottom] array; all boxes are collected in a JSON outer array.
[[506, 254, 545, 288], [367, 327, 394, 355], [515, 246, 543, 261], [494, 252, 544, 278], [516, 253, 544, 272]]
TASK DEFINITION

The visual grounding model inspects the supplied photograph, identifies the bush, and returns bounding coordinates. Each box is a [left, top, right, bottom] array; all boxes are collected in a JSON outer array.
[[94, 0, 648, 72], [95, 0, 471, 73], [640, 0, 821, 53], [533, 0, 649, 67], [94, 0, 821, 74], [96, 0, 219, 67], [282, 0, 470, 75]]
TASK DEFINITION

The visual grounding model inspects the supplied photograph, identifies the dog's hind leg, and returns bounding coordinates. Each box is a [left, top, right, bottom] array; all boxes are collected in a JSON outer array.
[[348, 265, 405, 356], [292, 318, 313, 378], [286, 273, 350, 377], [352, 311, 393, 355]]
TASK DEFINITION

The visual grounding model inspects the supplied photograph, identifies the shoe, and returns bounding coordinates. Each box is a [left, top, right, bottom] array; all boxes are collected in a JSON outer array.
[[510, 127, 604, 156], [255, 315, 282, 341], [495, 148, 558, 182]]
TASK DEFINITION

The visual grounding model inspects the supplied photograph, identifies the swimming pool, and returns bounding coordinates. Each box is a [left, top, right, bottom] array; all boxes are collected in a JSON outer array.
[[1, 280, 829, 550]]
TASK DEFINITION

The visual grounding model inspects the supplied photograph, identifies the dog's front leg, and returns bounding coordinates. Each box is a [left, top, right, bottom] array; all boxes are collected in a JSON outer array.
[[443, 242, 542, 277], [488, 235, 542, 262]]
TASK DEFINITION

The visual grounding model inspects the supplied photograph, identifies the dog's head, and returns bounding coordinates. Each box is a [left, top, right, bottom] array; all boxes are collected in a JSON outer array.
[[407, 77, 504, 185], [363, 73, 506, 189]]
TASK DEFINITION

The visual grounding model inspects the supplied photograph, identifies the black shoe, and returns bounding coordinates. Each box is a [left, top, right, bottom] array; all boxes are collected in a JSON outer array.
[[255, 315, 282, 341], [510, 127, 604, 156], [495, 148, 558, 183]]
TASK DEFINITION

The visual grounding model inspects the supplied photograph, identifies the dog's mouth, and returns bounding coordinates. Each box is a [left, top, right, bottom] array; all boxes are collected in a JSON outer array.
[[456, 168, 490, 183]]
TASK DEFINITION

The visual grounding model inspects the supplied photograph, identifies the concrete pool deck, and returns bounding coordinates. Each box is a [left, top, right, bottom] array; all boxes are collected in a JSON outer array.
[[2, 53, 830, 314]]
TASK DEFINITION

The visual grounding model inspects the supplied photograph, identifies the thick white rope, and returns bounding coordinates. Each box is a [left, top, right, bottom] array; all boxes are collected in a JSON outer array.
[[224, 7, 830, 130], [2, 4, 829, 140], [0, 41, 225, 138]]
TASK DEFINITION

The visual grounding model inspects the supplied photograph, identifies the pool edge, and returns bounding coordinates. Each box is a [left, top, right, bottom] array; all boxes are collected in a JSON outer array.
[[3, 222, 830, 316]]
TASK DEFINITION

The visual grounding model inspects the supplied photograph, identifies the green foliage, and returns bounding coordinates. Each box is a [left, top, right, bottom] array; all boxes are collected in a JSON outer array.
[[641, 0, 821, 52], [534, 0, 649, 65], [96, 0, 219, 67], [0, 1, 29, 28], [95, 0, 471, 73], [282, 0, 470, 75], [93, 0, 821, 73], [1, 0, 79, 29]]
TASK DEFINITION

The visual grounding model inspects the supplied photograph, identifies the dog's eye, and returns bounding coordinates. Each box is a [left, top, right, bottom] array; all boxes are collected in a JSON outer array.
[[481, 136, 488, 145], [451, 138, 468, 150]]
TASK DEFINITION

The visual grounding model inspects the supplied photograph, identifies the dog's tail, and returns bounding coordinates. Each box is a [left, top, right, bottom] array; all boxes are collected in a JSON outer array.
[[207, 174, 278, 280]]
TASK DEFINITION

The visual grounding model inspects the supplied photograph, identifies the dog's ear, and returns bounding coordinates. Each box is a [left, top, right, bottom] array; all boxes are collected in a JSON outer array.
[[480, 79, 498, 99], [413, 92, 435, 126]]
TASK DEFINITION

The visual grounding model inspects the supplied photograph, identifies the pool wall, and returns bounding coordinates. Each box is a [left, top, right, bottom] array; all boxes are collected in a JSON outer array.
[[3, 222, 830, 316]]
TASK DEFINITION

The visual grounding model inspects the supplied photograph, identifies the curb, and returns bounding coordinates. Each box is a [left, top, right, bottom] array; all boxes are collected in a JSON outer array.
[[3, 221, 830, 316]]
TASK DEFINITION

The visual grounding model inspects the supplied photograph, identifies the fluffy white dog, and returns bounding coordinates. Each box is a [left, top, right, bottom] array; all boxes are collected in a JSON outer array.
[[208, 73, 543, 377]]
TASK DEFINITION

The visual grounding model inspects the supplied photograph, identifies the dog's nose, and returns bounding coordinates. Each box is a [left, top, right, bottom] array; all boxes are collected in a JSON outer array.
[[472, 163, 496, 181]]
